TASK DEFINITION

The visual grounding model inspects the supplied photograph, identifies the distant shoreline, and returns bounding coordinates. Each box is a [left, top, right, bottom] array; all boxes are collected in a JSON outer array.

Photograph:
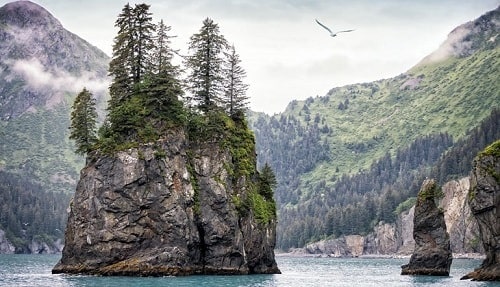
[[275, 251, 485, 260]]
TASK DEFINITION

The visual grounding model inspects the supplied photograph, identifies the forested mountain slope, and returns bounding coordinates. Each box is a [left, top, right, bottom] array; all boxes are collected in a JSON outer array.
[[0, 1, 109, 194], [0, 1, 109, 252], [249, 7, 500, 250]]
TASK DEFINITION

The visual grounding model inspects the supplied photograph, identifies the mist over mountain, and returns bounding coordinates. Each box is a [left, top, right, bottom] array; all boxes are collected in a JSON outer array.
[[0, 0, 109, 119], [0, 0, 110, 188], [418, 7, 499, 65]]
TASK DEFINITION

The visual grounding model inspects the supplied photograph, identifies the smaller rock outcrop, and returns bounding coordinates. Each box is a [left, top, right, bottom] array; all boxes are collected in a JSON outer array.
[[401, 179, 452, 276], [462, 141, 500, 281]]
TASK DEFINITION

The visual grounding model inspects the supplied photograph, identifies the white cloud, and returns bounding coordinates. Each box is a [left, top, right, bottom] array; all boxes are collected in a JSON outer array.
[[7, 58, 109, 107], [419, 24, 474, 65]]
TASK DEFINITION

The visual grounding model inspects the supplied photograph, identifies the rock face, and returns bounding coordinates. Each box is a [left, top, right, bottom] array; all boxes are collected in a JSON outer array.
[[364, 222, 398, 255], [0, 229, 15, 254], [462, 141, 500, 281], [27, 238, 64, 254], [304, 177, 479, 256], [441, 178, 482, 254], [52, 130, 280, 276], [395, 206, 415, 255], [401, 179, 452, 276]]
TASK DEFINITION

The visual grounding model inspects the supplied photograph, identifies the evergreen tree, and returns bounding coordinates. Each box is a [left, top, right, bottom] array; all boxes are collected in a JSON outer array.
[[142, 19, 185, 126], [132, 3, 155, 83], [109, 3, 155, 98], [69, 87, 98, 155], [222, 44, 249, 119], [259, 163, 277, 200], [106, 3, 156, 138], [108, 3, 134, 106], [185, 17, 228, 112], [152, 19, 177, 75]]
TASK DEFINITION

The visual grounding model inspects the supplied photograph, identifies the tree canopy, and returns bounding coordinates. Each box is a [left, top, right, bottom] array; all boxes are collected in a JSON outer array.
[[100, 8, 250, 145], [69, 87, 97, 155], [185, 17, 229, 112]]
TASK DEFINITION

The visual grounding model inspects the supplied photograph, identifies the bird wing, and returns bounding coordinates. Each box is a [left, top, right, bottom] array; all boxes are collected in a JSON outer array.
[[315, 19, 333, 34], [335, 29, 355, 34]]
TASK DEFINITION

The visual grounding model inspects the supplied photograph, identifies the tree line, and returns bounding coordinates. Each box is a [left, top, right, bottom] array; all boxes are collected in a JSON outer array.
[[0, 170, 71, 252], [252, 107, 499, 250], [70, 3, 249, 153]]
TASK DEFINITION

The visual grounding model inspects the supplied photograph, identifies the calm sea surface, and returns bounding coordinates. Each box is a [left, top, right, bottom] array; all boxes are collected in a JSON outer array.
[[0, 254, 497, 287]]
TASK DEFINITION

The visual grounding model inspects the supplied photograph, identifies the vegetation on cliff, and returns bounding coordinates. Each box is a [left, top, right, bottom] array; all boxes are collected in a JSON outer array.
[[462, 140, 500, 281], [68, 3, 277, 223], [53, 3, 280, 274]]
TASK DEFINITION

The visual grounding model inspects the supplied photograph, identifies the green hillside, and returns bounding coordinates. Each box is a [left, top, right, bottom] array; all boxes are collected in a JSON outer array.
[[249, 7, 500, 249], [0, 1, 110, 194], [0, 1, 109, 252]]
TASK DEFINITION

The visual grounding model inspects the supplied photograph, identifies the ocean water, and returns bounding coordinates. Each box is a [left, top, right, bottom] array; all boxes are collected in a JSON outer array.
[[0, 254, 496, 287]]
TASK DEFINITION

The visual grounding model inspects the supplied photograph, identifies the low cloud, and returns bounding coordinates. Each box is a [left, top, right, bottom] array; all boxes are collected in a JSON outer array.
[[419, 24, 473, 64], [8, 57, 109, 95]]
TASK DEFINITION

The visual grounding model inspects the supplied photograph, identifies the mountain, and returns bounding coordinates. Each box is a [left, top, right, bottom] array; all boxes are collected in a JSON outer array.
[[0, 1, 109, 252], [249, 6, 500, 250], [0, 0, 109, 191]]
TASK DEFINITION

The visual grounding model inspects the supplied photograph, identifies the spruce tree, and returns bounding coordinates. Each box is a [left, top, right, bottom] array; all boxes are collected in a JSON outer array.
[[106, 3, 156, 139], [132, 3, 155, 83], [259, 163, 277, 200], [222, 44, 249, 119], [152, 20, 176, 75], [108, 3, 134, 107], [69, 88, 98, 155], [108, 3, 155, 106], [142, 19, 185, 126], [185, 17, 228, 112]]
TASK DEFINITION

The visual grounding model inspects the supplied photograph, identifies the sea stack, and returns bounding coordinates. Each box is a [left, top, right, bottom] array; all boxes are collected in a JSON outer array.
[[52, 128, 280, 276], [401, 179, 452, 276], [461, 140, 500, 281]]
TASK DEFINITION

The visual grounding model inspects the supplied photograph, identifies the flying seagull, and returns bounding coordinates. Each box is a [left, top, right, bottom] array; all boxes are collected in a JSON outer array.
[[315, 19, 354, 37]]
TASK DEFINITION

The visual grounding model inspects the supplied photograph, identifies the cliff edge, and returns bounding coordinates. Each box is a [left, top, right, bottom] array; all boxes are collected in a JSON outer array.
[[462, 140, 500, 281], [52, 128, 280, 276]]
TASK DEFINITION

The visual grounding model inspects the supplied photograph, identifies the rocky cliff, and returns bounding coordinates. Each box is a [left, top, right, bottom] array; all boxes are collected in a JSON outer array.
[[304, 177, 480, 257], [0, 228, 63, 254], [53, 129, 280, 276], [0, 229, 15, 254], [401, 179, 452, 276], [462, 140, 500, 281]]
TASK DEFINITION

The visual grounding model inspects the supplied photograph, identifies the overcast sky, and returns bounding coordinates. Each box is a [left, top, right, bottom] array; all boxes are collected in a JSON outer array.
[[1, 0, 498, 114]]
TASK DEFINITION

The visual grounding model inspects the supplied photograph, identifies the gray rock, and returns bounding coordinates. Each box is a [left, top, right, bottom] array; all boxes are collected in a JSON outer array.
[[462, 141, 499, 281], [0, 229, 15, 254], [52, 130, 279, 276], [401, 179, 452, 276], [440, 178, 481, 254], [302, 176, 479, 257], [28, 238, 63, 254]]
